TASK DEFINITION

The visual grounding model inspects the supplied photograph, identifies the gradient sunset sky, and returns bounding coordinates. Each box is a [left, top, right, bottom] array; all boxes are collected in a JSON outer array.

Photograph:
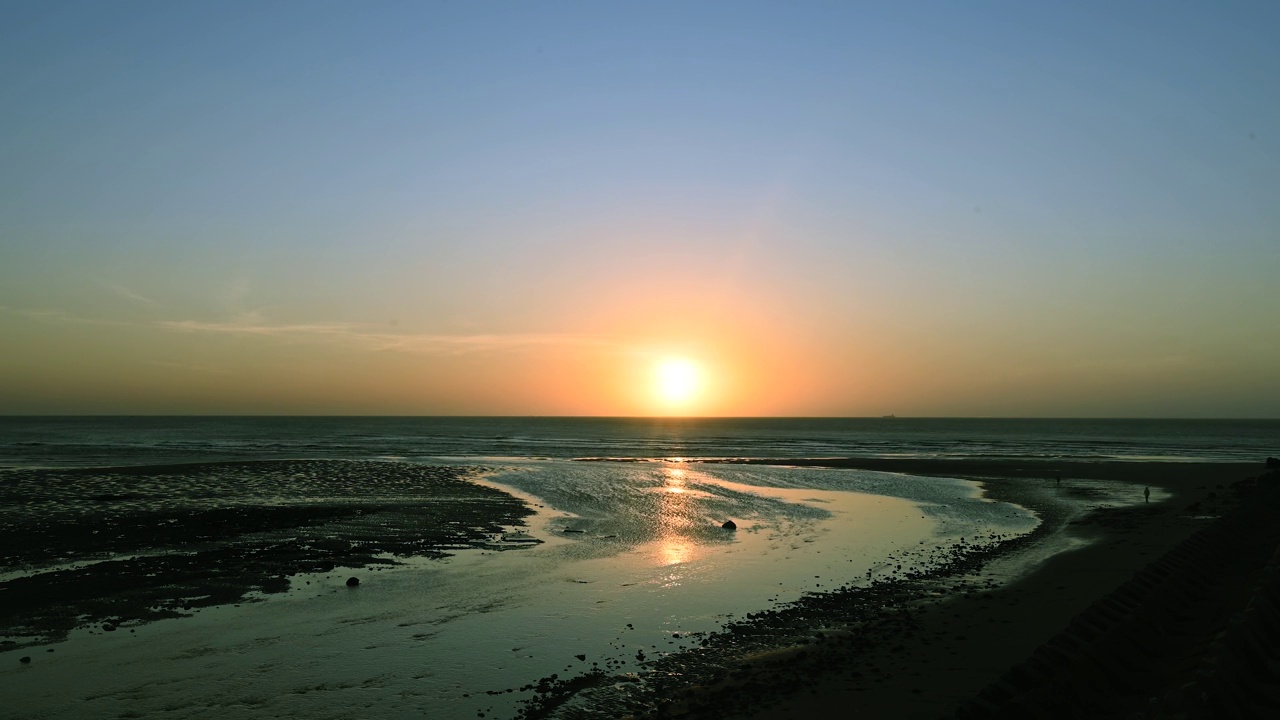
[[2, 1, 1277, 417]]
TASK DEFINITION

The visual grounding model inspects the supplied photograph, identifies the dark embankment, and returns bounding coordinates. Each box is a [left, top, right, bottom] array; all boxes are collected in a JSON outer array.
[[953, 468, 1280, 719]]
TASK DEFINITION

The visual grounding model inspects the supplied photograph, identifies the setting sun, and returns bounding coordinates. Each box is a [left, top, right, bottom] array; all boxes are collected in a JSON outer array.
[[654, 358, 702, 406]]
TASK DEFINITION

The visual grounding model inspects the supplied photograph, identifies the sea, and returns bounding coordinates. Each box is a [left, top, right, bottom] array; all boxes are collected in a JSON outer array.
[[2, 416, 1276, 467], [1, 417, 1275, 720]]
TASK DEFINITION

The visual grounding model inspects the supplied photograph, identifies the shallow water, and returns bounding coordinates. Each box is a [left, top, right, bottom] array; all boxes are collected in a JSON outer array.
[[1, 460, 1038, 719]]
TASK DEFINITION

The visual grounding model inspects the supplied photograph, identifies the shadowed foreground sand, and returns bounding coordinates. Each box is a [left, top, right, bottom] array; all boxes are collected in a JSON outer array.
[[664, 459, 1279, 719]]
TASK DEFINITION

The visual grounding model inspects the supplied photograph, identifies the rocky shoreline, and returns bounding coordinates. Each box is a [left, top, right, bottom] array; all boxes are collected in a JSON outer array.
[[0, 459, 538, 649]]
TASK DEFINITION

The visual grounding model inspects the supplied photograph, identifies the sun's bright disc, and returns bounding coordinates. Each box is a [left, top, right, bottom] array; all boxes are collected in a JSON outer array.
[[655, 358, 701, 405]]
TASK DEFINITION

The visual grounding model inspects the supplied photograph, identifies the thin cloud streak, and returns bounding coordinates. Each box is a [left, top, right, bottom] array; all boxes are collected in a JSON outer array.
[[101, 283, 157, 305], [3, 306, 620, 356], [156, 318, 620, 354]]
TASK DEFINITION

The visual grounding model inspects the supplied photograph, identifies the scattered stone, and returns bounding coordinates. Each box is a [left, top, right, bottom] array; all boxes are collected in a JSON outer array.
[[102, 624, 116, 632], [346, 576, 360, 587], [19, 656, 30, 664], [1267, 456, 1279, 469], [722, 520, 737, 530]]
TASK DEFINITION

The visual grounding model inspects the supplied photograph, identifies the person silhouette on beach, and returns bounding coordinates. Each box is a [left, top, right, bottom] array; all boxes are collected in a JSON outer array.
[[1144, 486, 1151, 503]]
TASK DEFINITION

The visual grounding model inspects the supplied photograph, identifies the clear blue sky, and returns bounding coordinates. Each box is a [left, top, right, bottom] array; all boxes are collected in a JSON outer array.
[[2, 1, 1277, 416]]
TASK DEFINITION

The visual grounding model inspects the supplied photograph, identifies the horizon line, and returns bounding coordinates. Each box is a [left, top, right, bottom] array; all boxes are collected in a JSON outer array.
[[1, 414, 1277, 421]]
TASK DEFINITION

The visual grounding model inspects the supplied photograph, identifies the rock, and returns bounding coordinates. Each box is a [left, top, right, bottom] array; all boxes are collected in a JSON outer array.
[[1267, 457, 1279, 469], [346, 576, 360, 587], [103, 624, 116, 632], [722, 520, 737, 530], [19, 656, 30, 664]]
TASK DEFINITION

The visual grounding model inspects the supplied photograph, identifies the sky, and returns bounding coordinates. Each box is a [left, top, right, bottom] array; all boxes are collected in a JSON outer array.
[[1, 1, 1277, 417]]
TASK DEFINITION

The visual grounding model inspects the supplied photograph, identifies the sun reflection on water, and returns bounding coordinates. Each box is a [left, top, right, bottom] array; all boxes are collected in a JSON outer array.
[[659, 538, 693, 566], [665, 467, 686, 493], [655, 465, 701, 567]]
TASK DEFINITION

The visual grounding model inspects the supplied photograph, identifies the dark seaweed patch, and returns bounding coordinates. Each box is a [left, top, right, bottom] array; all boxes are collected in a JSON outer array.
[[0, 460, 537, 647]]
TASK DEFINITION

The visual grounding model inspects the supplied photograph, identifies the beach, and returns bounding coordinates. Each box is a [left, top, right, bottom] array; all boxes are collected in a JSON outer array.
[[669, 459, 1279, 719], [0, 457, 1035, 719], [2, 418, 1277, 719], [0, 460, 539, 648], [6, 3, 1277, 717]]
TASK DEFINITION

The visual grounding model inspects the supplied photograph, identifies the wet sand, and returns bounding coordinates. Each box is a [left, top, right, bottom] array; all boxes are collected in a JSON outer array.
[[0, 460, 538, 648], [661, 458, 1277, 719], [3, 459, 1017, 720]]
